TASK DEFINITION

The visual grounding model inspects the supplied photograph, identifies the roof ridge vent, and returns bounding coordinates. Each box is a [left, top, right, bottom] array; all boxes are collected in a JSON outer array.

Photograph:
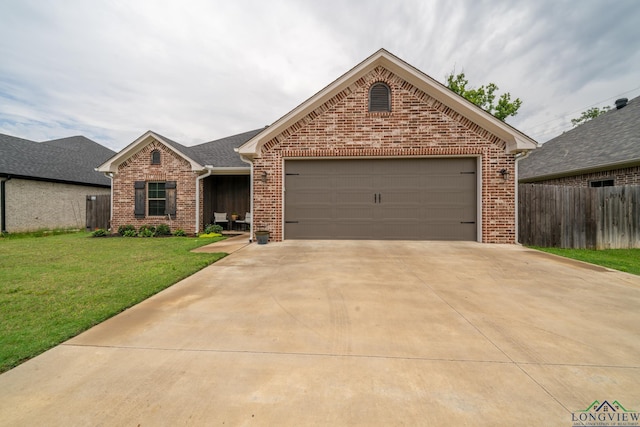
[[615, 98, 628, 109]]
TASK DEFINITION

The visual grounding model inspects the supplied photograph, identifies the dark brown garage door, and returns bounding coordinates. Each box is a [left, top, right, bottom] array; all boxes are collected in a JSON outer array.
[[284, 158, 477, 240]]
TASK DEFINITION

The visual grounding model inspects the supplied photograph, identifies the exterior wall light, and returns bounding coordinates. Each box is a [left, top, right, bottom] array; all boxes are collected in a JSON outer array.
[[499, 169, 510, 180], [261, 171, 268, 183]]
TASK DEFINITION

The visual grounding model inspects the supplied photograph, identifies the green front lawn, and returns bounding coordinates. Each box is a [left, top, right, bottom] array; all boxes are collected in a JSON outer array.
[[0, 232, 227, 373], [532, 247, 640, 276]]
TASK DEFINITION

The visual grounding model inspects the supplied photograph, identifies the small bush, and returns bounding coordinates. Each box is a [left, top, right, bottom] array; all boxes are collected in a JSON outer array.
[[91, 229, 108, 237], [123, 229, 138, 237], [174, 229, 186, 237], [204, 224, 223, 234], [118, 224, 136, 236], [155, 224, 171, 236], [199, 232, 222, 238], [139, 224, 156, 235], [139, 228, 155, 238]]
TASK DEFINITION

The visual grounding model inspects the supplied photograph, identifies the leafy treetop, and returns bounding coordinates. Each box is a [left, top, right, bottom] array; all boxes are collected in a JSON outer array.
[[571, 106, 609, 127], [446, 71, 522, 121]]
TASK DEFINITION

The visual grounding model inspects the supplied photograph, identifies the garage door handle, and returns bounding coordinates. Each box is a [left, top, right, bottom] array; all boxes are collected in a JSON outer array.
[[373, 193, 382, 203]]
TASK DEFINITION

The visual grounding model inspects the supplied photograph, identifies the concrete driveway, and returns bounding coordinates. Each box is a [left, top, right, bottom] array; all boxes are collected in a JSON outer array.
[[1, 240, 639, 426]]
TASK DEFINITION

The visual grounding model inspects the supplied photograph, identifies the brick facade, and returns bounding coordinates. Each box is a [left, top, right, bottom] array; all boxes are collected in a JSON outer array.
[[529, 165, 640, 187], [112, 140, 201, 235], [252, 66, 517, 243]]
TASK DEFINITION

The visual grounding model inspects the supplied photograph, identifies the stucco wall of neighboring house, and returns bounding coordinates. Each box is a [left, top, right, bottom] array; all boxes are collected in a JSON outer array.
[[252, 67, 517, 243], [112, 140, 199, 234], [525, 165, 640, 187], [3, 178, 109, 232]]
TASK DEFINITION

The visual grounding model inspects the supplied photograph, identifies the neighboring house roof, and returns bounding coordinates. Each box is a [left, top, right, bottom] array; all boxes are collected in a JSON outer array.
[[519, 96, 640, 182], [238, 48, 538, 159], [97, 128, 265, 173], [0, 133, 115, 186]]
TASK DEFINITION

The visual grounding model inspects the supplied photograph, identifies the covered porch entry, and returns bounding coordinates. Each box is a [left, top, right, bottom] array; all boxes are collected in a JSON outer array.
[[202, 174, 250, 229]]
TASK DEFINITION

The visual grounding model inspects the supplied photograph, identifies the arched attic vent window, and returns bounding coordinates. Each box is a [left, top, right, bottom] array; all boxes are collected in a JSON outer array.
[[369, 82, 391, 112], [151, 149, 161, 165]]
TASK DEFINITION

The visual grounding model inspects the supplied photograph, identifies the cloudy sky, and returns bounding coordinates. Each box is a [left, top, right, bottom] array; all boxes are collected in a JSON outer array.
[[1, 0, 639, 151]]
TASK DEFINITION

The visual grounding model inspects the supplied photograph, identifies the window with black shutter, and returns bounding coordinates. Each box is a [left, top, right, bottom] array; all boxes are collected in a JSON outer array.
[[369, 82, 391, 112], [148, 182, 166, 216]]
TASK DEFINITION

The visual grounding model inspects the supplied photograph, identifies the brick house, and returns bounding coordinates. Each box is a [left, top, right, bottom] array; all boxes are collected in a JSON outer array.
[[97, 129, 262, 234], [99, 49, 537, 242], [238, 49, 536, 243], [519, 96, 640, 187]]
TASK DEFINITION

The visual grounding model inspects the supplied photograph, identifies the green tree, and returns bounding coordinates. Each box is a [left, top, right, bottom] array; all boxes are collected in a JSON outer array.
[[571, 107, 609, 127], [446, 71, 522, 121]]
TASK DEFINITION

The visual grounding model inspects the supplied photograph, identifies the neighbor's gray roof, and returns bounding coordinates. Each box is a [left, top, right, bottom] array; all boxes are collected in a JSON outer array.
[[0, 134, 115, 186], [520, 96, 640, 181]]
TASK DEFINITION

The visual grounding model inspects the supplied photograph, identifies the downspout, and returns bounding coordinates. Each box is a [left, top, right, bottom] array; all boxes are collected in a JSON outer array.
[[195, 166, 214, 235], [514, 151, 532, 245], [0, 176, 10, 233], [102, 172, 114, 231], [238, 152, 254, 243]]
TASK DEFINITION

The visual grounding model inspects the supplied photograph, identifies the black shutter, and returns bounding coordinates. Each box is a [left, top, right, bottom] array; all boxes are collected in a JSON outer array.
[[165, 181, 177, 217], [134, 181, 146, 218]]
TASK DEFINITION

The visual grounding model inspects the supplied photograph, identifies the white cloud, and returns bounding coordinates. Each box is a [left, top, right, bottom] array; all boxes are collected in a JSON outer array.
[[1, 0, 639, 149]]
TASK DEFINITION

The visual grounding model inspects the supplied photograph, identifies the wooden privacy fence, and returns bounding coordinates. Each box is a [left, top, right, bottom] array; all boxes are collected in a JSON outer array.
[[86, 194, 110, 231], [518, 184, 640, 249]]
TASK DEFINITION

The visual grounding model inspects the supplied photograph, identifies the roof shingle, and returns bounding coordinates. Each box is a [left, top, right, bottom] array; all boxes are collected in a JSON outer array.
[[0, 134, 115, 186], [519, 96, 640, 181]]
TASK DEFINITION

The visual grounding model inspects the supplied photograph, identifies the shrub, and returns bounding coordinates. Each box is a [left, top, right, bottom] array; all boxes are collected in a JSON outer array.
[[199, 232, 222, 238], [138, 225, 156, 237], [155, 224, 171, 236], [123, 229, 138, 237], [91, 229, 108, 237], [204, 224, 223, 234], [118, 224, 136, 236], [174, 229, 186, 237], [139, 228, 154, 238]]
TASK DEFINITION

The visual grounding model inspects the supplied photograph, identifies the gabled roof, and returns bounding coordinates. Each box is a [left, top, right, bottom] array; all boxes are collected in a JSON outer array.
[[191, 128, 265, 167], [0, 133, 115, 186], [520, 96, 640, 181], [97, 128, 264, 173], [238, 48, 538, 159]]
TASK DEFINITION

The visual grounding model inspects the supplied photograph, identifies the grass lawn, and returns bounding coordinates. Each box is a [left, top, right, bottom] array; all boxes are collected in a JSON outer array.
[[0, 232, 227, 373], [532, 247, 640, 276]]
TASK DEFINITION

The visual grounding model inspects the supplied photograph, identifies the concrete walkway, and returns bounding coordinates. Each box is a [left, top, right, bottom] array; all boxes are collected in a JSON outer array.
[[1, 241, 639, 426]]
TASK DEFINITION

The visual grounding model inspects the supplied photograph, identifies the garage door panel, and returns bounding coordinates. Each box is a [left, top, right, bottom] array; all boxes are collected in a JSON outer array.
[[379, 206, 421, 220], [337, 208, 374, 220], [334, 191, 372, 204], [336, 222, 376, 239], [288, 191, 332, 204], [285, 158, 477, 240], [287, 206, 333, 220]]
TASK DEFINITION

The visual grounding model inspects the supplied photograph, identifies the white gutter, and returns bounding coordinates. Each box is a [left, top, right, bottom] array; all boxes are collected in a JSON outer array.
[[238, 154, 254, 242], [514, 151, 532, 245], [206, 167, 250, 175], [195, 166, 214, 235], [104, 173, 114, 230]]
